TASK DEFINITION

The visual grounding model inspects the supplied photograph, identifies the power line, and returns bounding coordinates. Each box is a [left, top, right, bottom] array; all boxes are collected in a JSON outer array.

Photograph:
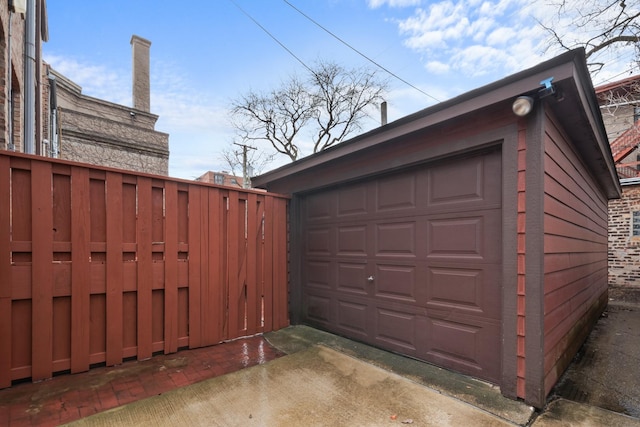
[[228, 0, 315, 75], [282, 0, 440, 103]]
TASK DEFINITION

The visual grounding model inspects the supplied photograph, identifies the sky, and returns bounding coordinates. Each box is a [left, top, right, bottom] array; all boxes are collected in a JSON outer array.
[[43, 0, 640, 180]]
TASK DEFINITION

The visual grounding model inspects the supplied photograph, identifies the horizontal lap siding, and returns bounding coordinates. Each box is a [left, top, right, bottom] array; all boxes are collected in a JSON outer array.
[[0, 152, 289, 386], [543, 113, 608, 396]]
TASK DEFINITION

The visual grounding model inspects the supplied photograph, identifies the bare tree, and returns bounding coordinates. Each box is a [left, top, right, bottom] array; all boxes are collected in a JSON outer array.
[[220, 140, 276, 187], [540, 0, 640, 74], [230, 60, 387, 161]]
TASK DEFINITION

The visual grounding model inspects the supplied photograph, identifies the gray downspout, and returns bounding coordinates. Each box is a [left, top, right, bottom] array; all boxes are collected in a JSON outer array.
[[48, 73, 58, 158], [24, 0, 37, 154]]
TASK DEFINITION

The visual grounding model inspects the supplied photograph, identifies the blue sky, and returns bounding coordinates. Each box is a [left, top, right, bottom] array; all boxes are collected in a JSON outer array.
[[43, 0, 639, 179]]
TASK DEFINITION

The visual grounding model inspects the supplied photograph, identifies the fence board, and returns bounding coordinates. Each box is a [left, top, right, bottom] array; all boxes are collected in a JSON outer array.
[[206, 188, 225, 344], [227, 192, 241, 338], [187, 185, 202, 349], [274, 198, 289, 329], [70, 167, 91, 373], [137, 177, 153, 360], [0, 151, 289, 387], [262, 196, 274, 332], [31, 161, 54, 381], [105, 172, 124, 366], [246, 193, 259, 335], [0, 156, 11, 388], [255, 196, 265, 333], [164, 181, 179, 354]]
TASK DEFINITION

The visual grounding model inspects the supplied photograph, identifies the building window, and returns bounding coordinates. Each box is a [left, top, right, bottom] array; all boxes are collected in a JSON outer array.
[[632, 211, 640, 239], [214, 173, 225, 185], [635, 107, 640, 123]]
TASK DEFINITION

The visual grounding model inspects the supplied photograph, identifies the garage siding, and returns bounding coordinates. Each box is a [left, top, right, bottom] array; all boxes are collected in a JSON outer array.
[[300, 149, 503, 383], [542, 112, 609, 395]]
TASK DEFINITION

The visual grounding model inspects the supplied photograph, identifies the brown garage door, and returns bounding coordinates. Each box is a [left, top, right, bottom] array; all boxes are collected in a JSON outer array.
[[300, 149, 502, 383]]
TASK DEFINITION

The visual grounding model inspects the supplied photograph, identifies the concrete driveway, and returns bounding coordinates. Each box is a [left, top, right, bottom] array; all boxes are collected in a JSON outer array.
[[64, 289, 640, 426]]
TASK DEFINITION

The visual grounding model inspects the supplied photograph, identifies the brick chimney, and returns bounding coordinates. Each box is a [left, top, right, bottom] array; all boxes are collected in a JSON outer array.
[[131, 35, 151, 112]]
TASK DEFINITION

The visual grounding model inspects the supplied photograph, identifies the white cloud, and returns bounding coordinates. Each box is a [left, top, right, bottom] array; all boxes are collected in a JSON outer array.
[[390, 0, 556, 79], [45, 54, 130, 106], [425, 60, 450, 74], [485, 27, 516, 46], [367, 0, 421, 8]]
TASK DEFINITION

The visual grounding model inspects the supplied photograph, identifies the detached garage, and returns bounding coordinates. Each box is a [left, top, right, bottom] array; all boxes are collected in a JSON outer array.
[[252, 49, 620, 408]]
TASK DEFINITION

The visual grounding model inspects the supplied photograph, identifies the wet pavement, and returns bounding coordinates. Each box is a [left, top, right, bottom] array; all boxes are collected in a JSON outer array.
[[548, 286, 640, 419], [0, 336, 285, 426], [0, 287, 639, 426]]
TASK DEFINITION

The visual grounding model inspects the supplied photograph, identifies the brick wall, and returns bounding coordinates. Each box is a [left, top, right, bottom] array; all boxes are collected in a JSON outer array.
[[1, 6, 27, 152], [52, 69, 169, 175], [608, 183, 640, 287]]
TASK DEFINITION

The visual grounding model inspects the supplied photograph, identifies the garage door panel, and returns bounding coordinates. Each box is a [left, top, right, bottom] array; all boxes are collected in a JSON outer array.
[[306, 227, 333, 256], [305, 293, 333, 324], [427, 152, 501, 212], [305, 192, 335, 221], [337, 262, 368, 295], [337, 299, 369, 337], [425, 316, 501, 383], [375, 221, 417, 257], [305, 260, 333, 290], [374, 307, 419, 352], [374, 263, 418, 303], [375, 172, 418, 213], [337, 225, 368, 256], [337, 183, 368, 218], [427, 265, 501, 319], [427, 211, 501, 263]]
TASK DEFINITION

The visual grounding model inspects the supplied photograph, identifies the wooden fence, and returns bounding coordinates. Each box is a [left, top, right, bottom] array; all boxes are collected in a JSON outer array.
[[0, 152, 289, 388]]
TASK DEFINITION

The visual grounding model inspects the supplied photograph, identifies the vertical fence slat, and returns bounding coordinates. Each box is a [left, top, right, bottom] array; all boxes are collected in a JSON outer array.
[[70, 167, 91, 373], [246, 193, 258, 335], [0, 156, 11, 387], [273, 197, 289, 329], [188, 185, 202, 348], [227, 192, 240, 338], [256, 196, 265, 332], [105, 172, 123, 365], [164, 181, 179, 354], [206, 188, 225, 344], [202, 188, 214, 345], [262, 196, 274, 332], [31, 161, 54, 381], [137, 177, 153, 360]]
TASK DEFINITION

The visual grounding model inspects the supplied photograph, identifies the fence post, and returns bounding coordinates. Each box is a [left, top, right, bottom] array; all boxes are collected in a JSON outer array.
[[70, 167, 91, 373], [137, 177, 153, 360], [31, 161, 54, 381], [0, 156, 12, 388], [164, 181, 179, 354], [105, 172, 124, 366], [187, 185, 202, 349]]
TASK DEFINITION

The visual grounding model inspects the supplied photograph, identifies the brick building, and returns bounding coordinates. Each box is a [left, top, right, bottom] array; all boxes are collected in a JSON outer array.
[[195, 170, 244, 187], [597, 75, 640, 288], [1, 2, 169, 175], [48, 36, 169, 175], [0, 0, 48, 154]]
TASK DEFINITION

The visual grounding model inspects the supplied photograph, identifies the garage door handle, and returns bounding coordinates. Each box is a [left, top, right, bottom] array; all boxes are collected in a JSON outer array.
[[367, 276, 375, 282]]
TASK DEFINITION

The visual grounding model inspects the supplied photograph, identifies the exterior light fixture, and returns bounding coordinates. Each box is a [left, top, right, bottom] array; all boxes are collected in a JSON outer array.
[[512, 77, 563, 117], [512, 96, 534, 117]]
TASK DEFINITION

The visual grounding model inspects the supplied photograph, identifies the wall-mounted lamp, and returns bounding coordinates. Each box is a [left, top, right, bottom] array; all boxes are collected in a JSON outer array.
[[512, 96, 534, 117], [512, 77, 563, 117]]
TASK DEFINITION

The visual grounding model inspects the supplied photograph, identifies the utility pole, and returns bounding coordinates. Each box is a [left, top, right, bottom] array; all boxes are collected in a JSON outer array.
[[234, 142, 257, 188]]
